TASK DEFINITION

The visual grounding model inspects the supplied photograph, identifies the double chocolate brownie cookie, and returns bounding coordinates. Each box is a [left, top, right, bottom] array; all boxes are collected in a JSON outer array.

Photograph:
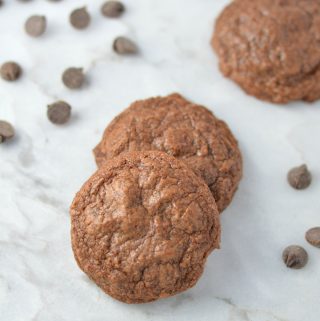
[[70, 151, 220, 303], [93, 94, 242, 212], [212, 0, 320, 104]]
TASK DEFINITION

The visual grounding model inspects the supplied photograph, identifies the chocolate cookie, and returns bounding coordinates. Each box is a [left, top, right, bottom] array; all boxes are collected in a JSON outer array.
[[212, 0, 320, 104], [93, 94, 242, 212], [71, 151, 220, 303]]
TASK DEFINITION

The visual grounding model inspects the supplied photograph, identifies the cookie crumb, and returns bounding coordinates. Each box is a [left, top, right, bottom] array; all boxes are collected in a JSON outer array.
[[0, 120, 15, 143], [70, 7, 90, 30], [287, 164, 312, 190], [25, 15, 47, 37], [282, 245, 308, 269], [306, 227, 320, 248], [47, 101, 71, 125], [101, 1, 125, 18], [0, 62, 22, 81], [113, 37, 138, 54]]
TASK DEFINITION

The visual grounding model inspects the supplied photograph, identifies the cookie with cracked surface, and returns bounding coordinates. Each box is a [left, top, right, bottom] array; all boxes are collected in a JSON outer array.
[[212, 0, 320, 104], [93, 94, 242, 212], [71, 151, 220, 303]]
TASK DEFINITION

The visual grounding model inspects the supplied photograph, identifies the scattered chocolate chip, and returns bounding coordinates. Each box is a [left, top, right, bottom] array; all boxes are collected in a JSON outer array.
[[287, 164, 312, 190], [0, 121, 15, 143], [25, 15, 47, 37], [113, 37, 138, 55], [282, 245, 308, 269], [306, 227, 320, 248], [101, 1, 125, 18], [47, 101, 71, 125], [0, 62, 22, 81], [70, 7, 90, 30], [0, 1, 3, 7], [62, 67, 85, 89]]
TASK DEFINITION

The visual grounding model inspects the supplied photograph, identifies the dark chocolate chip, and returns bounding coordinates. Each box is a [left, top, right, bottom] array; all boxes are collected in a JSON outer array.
[[282, 245, 308, 269], [306, 227, 320, 248], [47, 101, 71, 125], [62, 67, 85, 89], [113, 36, 138, 55], [0, 62, 22, 81], [0, 120, 15, 143], [70, 7, 90, 30], [287, 164, 312, 190], [101, 1, 125, 18], [25, 15, 47, 37]]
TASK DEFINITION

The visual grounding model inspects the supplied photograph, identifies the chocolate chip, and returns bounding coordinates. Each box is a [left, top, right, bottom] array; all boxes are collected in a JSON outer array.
[[113, 37, 138, 55], [25, 15, 47, 37], [0, 62, 22, 81], [47, 101, 71, 125], [0, 120, 15, 143], [287, 164, 312, 190], [305, 227, 320, 248], [101, 1, 125, 18], [282, 245, 308, 269], [62, 67, 85, 89], [0, 1, 3, 7], [70, 7, 90, 30]]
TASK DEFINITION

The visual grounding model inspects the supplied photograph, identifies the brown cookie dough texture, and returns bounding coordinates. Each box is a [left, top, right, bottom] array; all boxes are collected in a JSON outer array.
[[71, 151, 220, 303], [212, 0, 320, 104], [93, 94, 242, 212]]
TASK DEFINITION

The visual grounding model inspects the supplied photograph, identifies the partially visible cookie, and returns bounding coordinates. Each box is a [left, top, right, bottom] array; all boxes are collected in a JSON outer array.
[[212, 0, 320, 104], [71, 151, 220, 303], [93, 94, 242, 212]]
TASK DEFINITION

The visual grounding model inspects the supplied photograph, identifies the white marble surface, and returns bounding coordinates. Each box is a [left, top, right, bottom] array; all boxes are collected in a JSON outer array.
[[0, 0, 320, 320]]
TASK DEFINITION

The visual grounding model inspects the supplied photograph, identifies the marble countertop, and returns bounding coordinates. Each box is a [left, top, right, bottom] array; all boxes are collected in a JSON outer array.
[[0, 1, 319, 320]]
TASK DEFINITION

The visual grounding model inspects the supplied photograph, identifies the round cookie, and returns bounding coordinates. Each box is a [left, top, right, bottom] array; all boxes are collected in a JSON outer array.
[[93, 94, 242, 212], [212, 0, 320, 104], [70, 151, 220, 303]]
